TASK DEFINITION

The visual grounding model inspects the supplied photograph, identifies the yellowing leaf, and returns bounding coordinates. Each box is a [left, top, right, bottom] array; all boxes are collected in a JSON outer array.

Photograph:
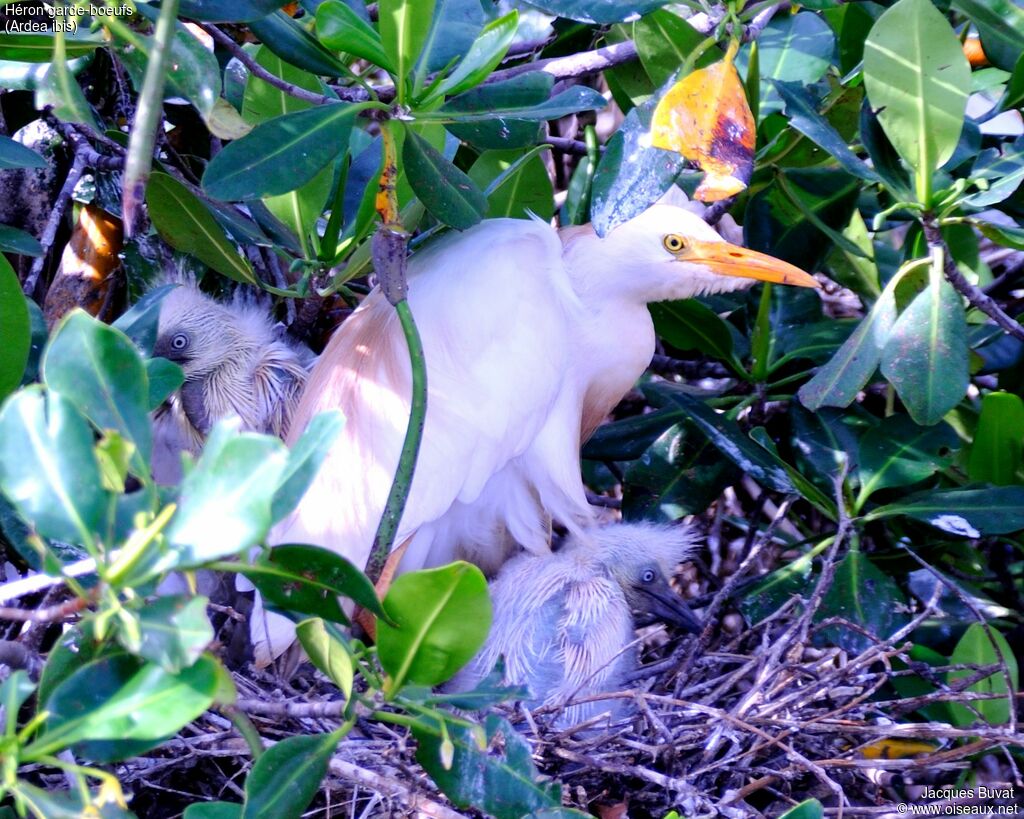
[[858, 738, 941, 759], [651, 56, 755, 202]]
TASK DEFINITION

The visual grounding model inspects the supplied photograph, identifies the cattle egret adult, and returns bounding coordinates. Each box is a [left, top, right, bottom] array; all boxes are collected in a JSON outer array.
[[450, 522, 700, 726], [151, 285, 312, 483], [254, 205, 816, 663]]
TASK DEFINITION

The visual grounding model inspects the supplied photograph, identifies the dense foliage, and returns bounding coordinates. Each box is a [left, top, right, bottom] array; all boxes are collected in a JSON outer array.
[[0, 0, 1022, 815]]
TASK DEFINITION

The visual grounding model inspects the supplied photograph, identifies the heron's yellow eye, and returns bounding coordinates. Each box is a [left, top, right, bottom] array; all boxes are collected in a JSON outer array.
[[663, 234, 687, 254]]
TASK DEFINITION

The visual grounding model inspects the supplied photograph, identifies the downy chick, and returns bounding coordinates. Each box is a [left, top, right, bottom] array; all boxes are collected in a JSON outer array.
[[151, 285, 313, 483], [451, 522, 701, 727]]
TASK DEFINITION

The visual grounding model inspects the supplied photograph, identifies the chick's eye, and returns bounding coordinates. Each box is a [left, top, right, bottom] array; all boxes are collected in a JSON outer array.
[[171, 333, 189, 351], [663, 234, 687, 253], [641, 569, 656, 584]]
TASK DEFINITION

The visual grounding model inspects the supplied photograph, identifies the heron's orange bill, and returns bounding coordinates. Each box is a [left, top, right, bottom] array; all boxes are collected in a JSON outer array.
[[681, 240, 820, 288]]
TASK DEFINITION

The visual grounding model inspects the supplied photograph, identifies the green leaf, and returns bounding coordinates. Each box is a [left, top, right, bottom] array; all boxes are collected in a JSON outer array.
[[421, 11, 518, 104], [36, 621, 107, 711], [271, 410, 346, 522], [296, 618, 354, 699], [183, 803, 241, 819], [968, 391, 1024, 486], [744, 12, 834, 116], [0, 387, 107, 544], [650, 300, 735, 364], [952, 0, 1024, 71], [468, 148, 554, 220], [438, 84, 607, 122], [778, 800, 825, 819], [203, 103, 367, 202], [622, 422, 738, 522], [146, 357, 184, 411], [583, 406, 682, 461], [947, 623, 1019, 726], [442, 73, 548, 149], [165, 422, 288, 570], [415, 714, 561, 818], [865, 486, 1024, 536], [377, 561, 492, 691], [634, 9, 708, 87], [147, 173, 258, 284], [402, 128, 487, 229], [135, 596, 214, 673], [113, 284, 176, 355], [0, 134, 45, 169], [43, 311, 152, 466], [590, 101, 684, 237], [798, 277, 897, 411], [176, 0, 287, 23], [0, 224, 43, 256], [0, 32, 104, 61], [880, 274, 968, 426], [773, 81, 879, 182], [379, 0, 438, 100], [316, 1, 395, 72], [863, 0, 970, 202], [2, 670, 35, 735], [242, 543, 385, 623], [748, 427, 837, 518], [0, 254, 30, 401], [964, 136, 1024, 207], [14, 784, 137, 819], [28, 654, 222, 762], [248, 11, 351, 77], [242, 731, 341, 819], [523, 0, 674, 24], [855, 415, 959, 506], [816, 550, 909, 653]]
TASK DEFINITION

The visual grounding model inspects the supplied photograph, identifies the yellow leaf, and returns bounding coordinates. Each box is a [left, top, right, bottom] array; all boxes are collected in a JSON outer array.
[[858, 738, 941, 759], [651, 52, 755, 203]]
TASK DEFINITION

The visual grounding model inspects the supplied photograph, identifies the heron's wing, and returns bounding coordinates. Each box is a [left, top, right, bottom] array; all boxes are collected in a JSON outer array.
[[273, 219, 589, 575], [248, 345, 310, 438]]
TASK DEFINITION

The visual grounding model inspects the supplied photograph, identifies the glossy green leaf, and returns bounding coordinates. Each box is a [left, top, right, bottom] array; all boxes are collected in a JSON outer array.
[[377, 561, 491, 691], [748, 427, 837, 518], [316, 1, 394, 72], [468, 148, 554, 220], [183, 803, 242, 819], [773, 81, 879, 182], [242, 543, 384, 623], [248, 11, 351, 77], [650, 385, 796, 494], [856, 416, 959, 505], [523, 0, 672, 24], [114, 283, 176, 355], [442, 73, 548, 149], [145, 357, 184, 411], [0, 254, 30, 401], [242, 731, 341, 819], [778, 800, 825, 819], [0, 134, 45, 169], [2, 670, 35, 735], [0, 224, 43, 256], [964, 136, 1024, 207], [379, 0, 437, 98], [650, 299, 735, 363], [36, 621, 107, 710], [165, 422, 288, 570], [880, 275, 968, 426], [439, 84, 606, 123], [968, 392, 1024, 486], [634, 9, 707, 87], [947, 623, 1019, 726], [176, 0, 286, 22], [147, 172, 258, 284], [863, 0, 970, 200], [43, 311, 152, 465], [952, 0, 1024, 71], [28, 654, 221, 762], [622, 422, 738, 521], [866, 486, 1024, 536], [816, 550, 909, 653], [0, 387, 106, 544], [798, 277, 897, 411], [14, 784, 137, 819], [591, 101, 684, 236], [0, 32, 104, 61], [421, 11, 518, 104], [415, 714, 561, 818], [583, 406, 682, 461], [745, 12, 834, 116], [135, 596, 214, 674], [271, 410, 346, 522], [296, 618, 354, 699], [403, 128, 487, 229], [204, 103, 366, 202]]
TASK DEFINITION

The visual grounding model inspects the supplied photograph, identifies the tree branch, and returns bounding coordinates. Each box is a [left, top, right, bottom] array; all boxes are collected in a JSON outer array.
[[922, 218, 1024, 342]]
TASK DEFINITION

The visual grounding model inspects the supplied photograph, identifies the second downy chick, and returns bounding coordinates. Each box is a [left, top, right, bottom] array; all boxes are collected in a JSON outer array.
[[151, 284, 313, 483]]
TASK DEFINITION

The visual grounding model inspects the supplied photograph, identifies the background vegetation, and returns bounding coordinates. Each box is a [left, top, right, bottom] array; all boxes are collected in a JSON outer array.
[[0, 0, 1022, 816]]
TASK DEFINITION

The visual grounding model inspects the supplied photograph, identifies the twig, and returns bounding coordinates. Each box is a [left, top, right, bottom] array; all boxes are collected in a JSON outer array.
[[236, 697, 347, 719], [328, 757, 467, 819], [0, 596, 88, 623], [0, 555, 98, 604], [22, 149, 87, 297], [490, 40, 638, 84], [922, 218, 1024, 342]]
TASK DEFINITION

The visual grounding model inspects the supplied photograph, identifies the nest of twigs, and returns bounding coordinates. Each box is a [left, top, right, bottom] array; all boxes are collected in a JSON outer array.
[[97, 511, 1022, 819]]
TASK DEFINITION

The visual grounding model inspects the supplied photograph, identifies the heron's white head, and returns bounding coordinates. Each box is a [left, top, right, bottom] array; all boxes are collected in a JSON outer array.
[[154, 285, 275, 378], [564, 522, 702, 633], [567, 205, 818, 303]]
